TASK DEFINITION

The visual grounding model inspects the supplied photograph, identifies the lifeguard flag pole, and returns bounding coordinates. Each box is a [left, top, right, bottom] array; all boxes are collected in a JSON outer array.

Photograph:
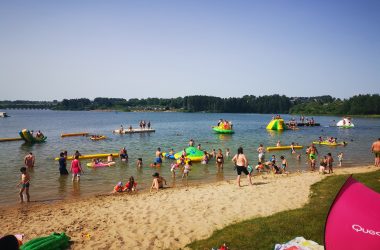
[[324, 175, 380, 249]]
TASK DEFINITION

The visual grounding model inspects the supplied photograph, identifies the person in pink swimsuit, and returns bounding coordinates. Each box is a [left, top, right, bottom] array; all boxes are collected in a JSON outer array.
[[70, 155, 83, 182]]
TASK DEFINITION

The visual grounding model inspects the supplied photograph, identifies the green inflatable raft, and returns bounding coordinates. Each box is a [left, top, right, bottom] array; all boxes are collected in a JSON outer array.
[[212, 126, 234, 134], [174, 146, 204, 162], [20, 232, 70, 250], [19, 129, 47, 143]]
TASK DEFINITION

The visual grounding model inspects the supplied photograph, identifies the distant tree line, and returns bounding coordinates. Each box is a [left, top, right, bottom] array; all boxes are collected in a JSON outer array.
[[1, 94, 379, 115]]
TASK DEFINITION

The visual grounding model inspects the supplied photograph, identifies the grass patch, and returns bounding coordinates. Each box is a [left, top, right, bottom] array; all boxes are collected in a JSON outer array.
[[187, 170, 380, 250]]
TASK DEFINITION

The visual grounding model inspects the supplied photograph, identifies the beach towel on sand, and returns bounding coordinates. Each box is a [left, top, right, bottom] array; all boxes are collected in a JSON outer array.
[[274, 237, 323, 250]]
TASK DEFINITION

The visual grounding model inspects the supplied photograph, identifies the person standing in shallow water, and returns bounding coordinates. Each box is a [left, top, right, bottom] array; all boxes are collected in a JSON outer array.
[[232, 147, 253, 187], [58, 152, 68, 175], [24, 152, 35, 168], [18, 167, 30, 203]]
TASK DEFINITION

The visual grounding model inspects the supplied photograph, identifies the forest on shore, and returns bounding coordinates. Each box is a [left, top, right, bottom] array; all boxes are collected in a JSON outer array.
[[0, 94, 379, 115]]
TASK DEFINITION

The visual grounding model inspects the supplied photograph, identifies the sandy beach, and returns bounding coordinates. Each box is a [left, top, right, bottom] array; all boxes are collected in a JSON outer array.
[[1, 165, 378, 249]]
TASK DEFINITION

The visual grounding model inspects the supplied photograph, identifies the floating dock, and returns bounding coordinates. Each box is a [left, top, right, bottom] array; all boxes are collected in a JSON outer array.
[[0, 137, 23, 142], [61, 132, 89, 137], [113, 128, 155, 134]]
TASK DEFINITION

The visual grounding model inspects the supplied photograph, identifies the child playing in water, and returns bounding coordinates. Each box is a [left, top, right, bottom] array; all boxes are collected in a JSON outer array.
[[319, 156, 327, 174], [137, 158, 143, 167], [280, 156, 288, 174], [182, 160, 192, 180], [113, 182, 124, 193], [290, 142, 296, 154], [170, 163, 179, 177], [70, 155, 83, 182], [201, 151, 209, 164], [337, 152, 343, 167], [17, 167, 30, 203], [124, 176, 137, 192], [150, 162, 161, 168], [296, 154, 301, 160], [225, 148, 230, 158]]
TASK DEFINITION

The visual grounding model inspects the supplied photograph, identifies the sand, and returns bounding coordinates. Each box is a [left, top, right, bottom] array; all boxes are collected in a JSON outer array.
[[0, 165, 378, 249]]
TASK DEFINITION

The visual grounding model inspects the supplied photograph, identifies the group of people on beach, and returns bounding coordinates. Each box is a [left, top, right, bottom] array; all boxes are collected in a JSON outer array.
[[16, 137, 380, 203]]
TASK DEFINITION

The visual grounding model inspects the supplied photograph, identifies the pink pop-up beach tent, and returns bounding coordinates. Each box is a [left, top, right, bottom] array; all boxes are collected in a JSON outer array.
[[325, 176, 380, 250]]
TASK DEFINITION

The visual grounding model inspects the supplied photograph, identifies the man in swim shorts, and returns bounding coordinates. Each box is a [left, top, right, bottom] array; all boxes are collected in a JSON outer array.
[[155, 148, 163, 164], [18, 167, 30, 203], [232, 147, 253, 187], [309, 144, 318, 171], [371, 138, 380, 167]]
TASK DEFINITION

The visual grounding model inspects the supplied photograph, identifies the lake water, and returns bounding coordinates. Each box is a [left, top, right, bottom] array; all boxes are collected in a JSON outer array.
[[0, 110, 379, 206]]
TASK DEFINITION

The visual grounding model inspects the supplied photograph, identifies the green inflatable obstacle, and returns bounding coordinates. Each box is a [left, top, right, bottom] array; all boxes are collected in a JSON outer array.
[[19, 129, 47, 143], [266, 119, 288, 130], [20, 232, 70, 250], [174, 146, 204, 162]]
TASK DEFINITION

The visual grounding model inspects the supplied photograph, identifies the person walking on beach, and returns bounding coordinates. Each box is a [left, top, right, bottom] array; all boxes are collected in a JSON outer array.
[[17, 167, 30, 203], [58, 152, 68, 175], [24, 152, 35, 168], [232, 147, 253, 187], [371, 138, 380, 167], [150, 172, 167, 192], [70, 155, 83, 182]]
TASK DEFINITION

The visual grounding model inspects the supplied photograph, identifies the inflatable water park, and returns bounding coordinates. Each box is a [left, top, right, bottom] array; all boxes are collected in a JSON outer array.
[[19, 129, 47, 143], [266, 118, 287, 131]]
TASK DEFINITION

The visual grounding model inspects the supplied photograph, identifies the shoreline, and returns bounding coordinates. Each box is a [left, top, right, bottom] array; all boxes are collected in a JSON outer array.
[[0, 162, 373, 209], [1, 165, 378, 249]]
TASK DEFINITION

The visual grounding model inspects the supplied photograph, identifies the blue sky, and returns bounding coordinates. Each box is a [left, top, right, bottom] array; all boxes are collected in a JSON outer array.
[[0, 0, 379, 101]]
